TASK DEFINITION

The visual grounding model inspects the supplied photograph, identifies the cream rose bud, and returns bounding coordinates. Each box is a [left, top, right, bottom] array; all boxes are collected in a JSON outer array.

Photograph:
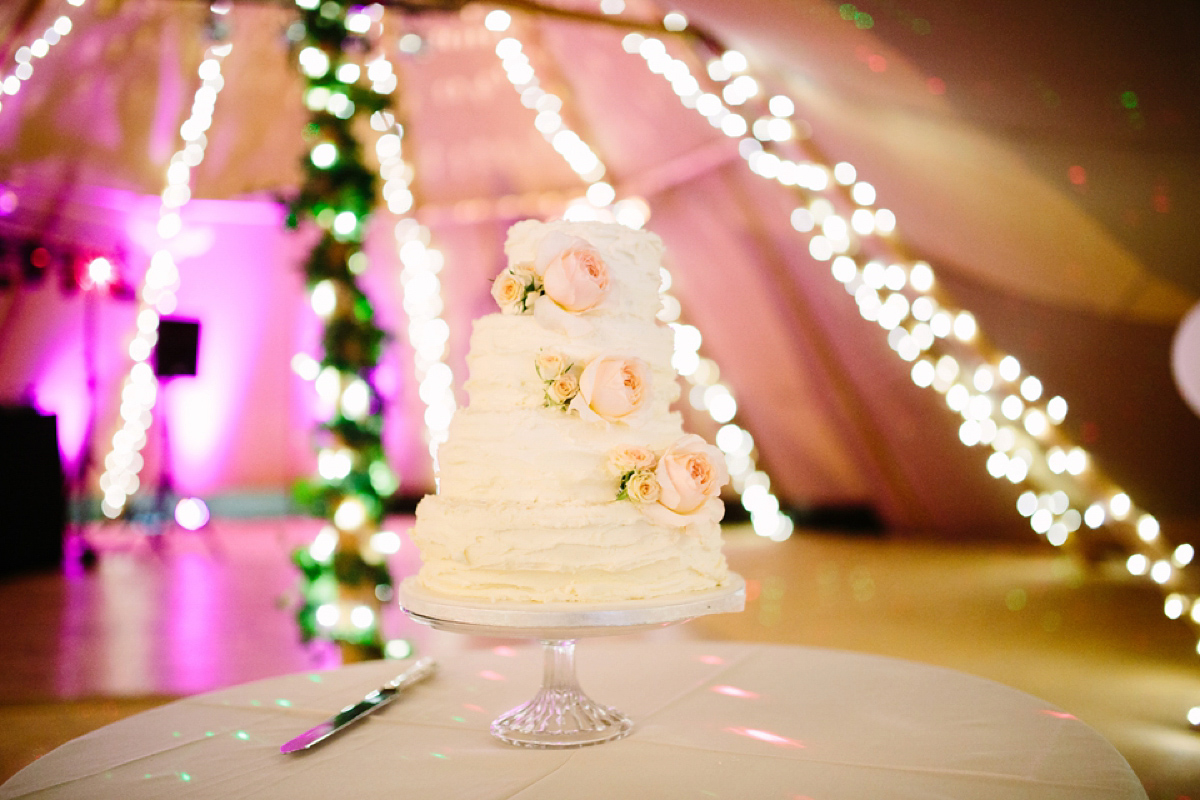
[[625, 470, 661, 504], [546, 371, 579, 405], [607, 444, 657, 475], [571, 356, 650, 424], [534, 349, 568, 380], [655, 434, 729, 514], [542, 245, 609, 313], [511, 261, 538, 283], [491, 269, 527, 313]]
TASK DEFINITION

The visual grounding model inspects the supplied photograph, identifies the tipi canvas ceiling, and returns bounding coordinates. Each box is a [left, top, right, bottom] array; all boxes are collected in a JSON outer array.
[[0, 0, 1197, 538]]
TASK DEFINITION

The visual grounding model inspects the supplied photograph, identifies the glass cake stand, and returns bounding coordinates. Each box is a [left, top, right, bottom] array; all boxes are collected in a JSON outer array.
[[399, 574, 745, 749]]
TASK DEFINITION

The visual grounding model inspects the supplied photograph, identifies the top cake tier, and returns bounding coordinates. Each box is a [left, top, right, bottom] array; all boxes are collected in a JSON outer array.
[[503, 219, 667, 322]]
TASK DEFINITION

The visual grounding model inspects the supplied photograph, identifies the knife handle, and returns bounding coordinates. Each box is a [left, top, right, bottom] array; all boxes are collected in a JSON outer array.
[[383, 656, 437, 695], [331, 657, 437, 727]]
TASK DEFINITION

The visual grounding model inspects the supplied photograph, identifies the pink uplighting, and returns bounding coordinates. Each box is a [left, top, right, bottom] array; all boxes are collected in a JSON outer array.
[[710, 684, 760, 699], [478, 670, 506, 681], [725, 726, 805, 748], [1040, 710, 1078, 720]]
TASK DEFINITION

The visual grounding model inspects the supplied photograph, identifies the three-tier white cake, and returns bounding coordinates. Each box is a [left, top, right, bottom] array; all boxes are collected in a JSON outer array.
[[410, 219, 732, 603]]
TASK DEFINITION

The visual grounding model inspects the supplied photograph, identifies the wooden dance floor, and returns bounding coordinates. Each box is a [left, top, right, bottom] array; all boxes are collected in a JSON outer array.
[[1, 517, 1198, 797]]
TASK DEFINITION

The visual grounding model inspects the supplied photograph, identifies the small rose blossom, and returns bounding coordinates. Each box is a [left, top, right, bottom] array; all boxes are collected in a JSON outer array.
[[607, 444, 657, 476], [534, 349, 568, 380], [571, 356, 650, 424], [546, 371, 579, 405], [541, 242, 609, 313], [511, 261, 538, 283], [491, 269, 527, 314], [624, 470, 661, 504], [655, 434, 729, 515]]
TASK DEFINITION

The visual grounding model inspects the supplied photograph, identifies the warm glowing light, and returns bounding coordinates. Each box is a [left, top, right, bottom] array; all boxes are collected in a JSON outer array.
[[87, 257, 115, 286], [174, 497, 210, 530], [710, 685, 760, 699], [341, 378, 371, 419], [908, 262, 934, 292], [833, 162, 856, 185], [385, 639, 414, 659], [350, 605, 375, 629], [663, 12, 688, 31], [484, 9, 511, 30], [998, 356, 1021, 382], [310, 279, 337, 317], [1136, 514, 1160, 542], [333, 496, 368, 531], [952, 311, 977, 341], [1109, 492, 1131, 520], [311, 142, 338, 168], [333, 210, 358, 236], [315, 603, 339, 627], [309, 527, 337, 562], [369, 529, 402, 555]]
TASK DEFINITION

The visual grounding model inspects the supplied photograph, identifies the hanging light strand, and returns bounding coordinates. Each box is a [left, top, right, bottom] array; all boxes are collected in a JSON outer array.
[[486, 11, 792, 541], [0, 0, 86, 118], [97, 13, 233, 519], [360, 46, 458, 470], [623, 20, 1188, 644]]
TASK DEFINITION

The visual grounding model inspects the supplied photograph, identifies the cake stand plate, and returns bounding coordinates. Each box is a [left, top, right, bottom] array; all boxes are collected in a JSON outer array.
[[399, 575, 745, 749]]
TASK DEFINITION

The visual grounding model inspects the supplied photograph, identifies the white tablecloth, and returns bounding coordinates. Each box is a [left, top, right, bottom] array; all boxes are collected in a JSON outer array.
[[1, 639, 1145, 799]]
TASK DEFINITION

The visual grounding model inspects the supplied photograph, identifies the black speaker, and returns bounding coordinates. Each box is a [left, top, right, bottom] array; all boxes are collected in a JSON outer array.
[[155, 317, 200, 377], [0, 406, 65, 577]]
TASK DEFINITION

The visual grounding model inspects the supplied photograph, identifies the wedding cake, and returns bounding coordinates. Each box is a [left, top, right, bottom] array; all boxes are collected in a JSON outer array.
[[409, 219, 732, 603]]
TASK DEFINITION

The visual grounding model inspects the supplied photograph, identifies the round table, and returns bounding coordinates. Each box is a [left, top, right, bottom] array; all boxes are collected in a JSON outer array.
[[0, 639, 1145, 799]]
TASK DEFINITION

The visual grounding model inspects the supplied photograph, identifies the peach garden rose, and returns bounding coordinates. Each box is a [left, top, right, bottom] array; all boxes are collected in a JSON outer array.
[[607, 444, 657, 476], [537, 234, 609, 313], [571, 356, 649, 424], [643, 434, 728, 526]]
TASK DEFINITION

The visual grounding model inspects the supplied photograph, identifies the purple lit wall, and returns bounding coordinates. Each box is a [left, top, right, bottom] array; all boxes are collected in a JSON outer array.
[[0, 186, 434, 504]]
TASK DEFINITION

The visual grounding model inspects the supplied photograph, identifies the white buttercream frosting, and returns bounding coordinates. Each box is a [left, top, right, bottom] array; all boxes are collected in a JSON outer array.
[[410, 220, 730, 604]]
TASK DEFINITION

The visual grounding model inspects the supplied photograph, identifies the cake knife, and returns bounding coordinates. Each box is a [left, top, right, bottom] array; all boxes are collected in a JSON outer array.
[[280, 657, 437, 753]]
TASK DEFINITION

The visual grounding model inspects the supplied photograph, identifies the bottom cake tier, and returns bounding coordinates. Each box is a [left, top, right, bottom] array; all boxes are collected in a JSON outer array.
[[411, 496, 730, 603]]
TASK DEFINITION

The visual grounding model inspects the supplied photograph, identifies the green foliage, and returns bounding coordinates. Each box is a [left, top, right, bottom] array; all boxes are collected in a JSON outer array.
[[284, 2, 396, 652]]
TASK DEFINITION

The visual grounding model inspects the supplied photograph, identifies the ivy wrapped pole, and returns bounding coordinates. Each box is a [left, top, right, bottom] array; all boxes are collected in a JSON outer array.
[[285, 0, 399, 661]]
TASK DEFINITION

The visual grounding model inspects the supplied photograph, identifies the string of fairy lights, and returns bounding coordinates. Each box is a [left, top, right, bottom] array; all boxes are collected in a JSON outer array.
[[0, 0, 85, 119], [96, 7, 234, 521], [621, 9, 1200, 659], [483, 8, 793, 541], [373, 111, 458, 473]]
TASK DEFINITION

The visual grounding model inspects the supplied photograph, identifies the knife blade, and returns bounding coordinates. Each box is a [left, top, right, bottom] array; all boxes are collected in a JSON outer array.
[[280, 656, 437, 753]]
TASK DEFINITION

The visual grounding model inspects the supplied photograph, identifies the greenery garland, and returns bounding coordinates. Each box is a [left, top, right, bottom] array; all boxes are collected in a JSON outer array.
[[284, 0, 397, 658]]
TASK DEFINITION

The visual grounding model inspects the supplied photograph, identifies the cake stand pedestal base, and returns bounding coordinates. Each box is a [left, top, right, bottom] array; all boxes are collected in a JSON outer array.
[[400, 575, 744, 749], [491, 639, 631, 748]]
